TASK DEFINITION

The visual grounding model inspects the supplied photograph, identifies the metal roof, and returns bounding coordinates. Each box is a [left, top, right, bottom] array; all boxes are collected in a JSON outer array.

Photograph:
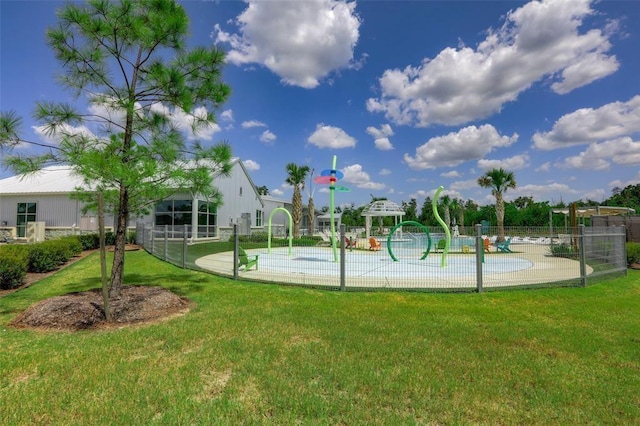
[[361, 200, 405, 217], [0, 166, 84, 194]]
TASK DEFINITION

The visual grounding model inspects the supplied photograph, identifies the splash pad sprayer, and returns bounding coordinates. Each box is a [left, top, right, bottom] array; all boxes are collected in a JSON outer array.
[[314, 155, 350, 262], [432, 186, 451, 267]]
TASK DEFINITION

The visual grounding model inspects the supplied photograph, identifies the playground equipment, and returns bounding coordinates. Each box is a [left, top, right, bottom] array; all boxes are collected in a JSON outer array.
[[432, 186, 451, 267], [314, 155, 350, 262], [267, 207, 292, 256]]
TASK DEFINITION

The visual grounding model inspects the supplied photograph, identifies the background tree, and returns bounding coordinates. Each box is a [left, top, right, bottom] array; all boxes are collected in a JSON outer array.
[[419, 196, 435, 225], [478, 168, 516, 242], [306, 169, 316, 236], [401, 198, 418, 222], [0, 0, 232, 301], [285, 163, 310, 238], [439, 194, 452, 230], [256, 185, 269, 196]]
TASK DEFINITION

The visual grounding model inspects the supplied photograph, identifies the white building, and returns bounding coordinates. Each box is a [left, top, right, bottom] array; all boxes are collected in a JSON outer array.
[[0, 159, 264, 242]]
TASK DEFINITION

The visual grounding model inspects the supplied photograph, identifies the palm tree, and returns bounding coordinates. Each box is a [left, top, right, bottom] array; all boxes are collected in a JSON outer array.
[[307, 169, 316, 236], [477, 168, 516, 242], [285, 163, 310, 238]]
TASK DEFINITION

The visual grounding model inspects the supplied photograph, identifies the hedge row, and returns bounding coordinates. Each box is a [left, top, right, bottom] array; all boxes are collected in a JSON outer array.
[[0, 235, 99, 290]]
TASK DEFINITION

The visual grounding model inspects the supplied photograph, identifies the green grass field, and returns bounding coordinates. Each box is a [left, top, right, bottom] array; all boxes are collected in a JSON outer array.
[[1, 250, 639, 424]]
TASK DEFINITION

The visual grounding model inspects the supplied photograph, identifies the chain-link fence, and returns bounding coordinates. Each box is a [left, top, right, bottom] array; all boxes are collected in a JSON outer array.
[[136, 222, 627, 292]]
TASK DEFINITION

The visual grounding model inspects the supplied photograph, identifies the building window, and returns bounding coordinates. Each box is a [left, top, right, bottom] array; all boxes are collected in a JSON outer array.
[[198, 202, 217, 238], [256, 210, 263, 227], [16, 202, 36, 238], [155, 199, 192, 227], [239, 186, 243, 196]]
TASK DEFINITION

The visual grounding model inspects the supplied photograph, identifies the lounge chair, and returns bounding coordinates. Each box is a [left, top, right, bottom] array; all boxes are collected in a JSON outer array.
[[495, 238, 512, 253], [483, 238, 491, 253], [345, 237, 356, 250], [238, 247, 258, 271], [369, 237, 381, 251], [434, 239, 446, 253]]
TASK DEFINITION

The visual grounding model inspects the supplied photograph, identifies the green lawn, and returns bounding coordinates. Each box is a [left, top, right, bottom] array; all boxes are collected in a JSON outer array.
[[1, 250, 639, 424]]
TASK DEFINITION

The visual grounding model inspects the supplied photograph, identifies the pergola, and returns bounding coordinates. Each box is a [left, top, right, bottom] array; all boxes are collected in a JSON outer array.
[[550, 205, 636, 234], [361, 200, 405, 241]]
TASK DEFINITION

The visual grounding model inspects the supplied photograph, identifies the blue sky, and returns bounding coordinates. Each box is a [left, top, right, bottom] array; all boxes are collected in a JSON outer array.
[[2, 0, 640, 210]]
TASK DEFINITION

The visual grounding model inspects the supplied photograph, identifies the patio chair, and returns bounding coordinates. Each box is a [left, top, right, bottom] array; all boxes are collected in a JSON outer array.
[[495, 238, 513, 253], [238, 247, 258, 271], [434, 239, 446, 253], [345, 237, 356, 250], [369, 237, 381, 251], [483, 238, 491, 253]]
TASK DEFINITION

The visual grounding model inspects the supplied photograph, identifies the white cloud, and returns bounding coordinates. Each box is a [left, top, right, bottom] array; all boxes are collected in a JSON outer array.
[[441, 170, 461, 178], [533, 96, 640, 150], [367, 0, 619, 126], [241, 120, 267, 128], [404, 124, 517, 170], [379, 168, 391, 176], [308, 124, 356, 149], [366, 124, 394, 150], [260, 130, 276, 144], [580, 189, 606, 202], [477, 154, 530, 171], [510, 182, 579, 200], [243, 159, 260, 171], [341, 164, 385, 190], [149, 103, 221, 140], [221, 109, 234, 121], [32, 123, 95, 145], [272, 188, 284, 196], [557, 137, 640, 170], [535, 162, 551, 172], [213, 0, 361, 89]]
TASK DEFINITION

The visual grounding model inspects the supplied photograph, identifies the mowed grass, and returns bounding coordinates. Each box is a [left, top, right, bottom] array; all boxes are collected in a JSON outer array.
[[1, 251, 639, 424]]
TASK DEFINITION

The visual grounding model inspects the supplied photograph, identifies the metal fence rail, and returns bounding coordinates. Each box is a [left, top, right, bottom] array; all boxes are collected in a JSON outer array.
[[136, 222, 627, 292]]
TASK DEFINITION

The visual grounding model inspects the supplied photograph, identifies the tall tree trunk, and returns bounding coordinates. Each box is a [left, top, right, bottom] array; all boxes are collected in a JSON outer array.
[[307, 196, 315, 235], [292, 187, 302, 238], [110, 184, 129, 297], [495, 192, 505, 242]]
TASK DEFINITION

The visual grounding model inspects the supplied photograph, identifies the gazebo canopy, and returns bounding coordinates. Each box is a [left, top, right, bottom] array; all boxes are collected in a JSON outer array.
[[361, 200, 405, 240], [361, 200, 405, 217]]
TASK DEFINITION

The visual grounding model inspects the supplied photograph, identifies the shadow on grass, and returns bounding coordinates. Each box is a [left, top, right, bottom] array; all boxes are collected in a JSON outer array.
[[65, 272, 211, 297]]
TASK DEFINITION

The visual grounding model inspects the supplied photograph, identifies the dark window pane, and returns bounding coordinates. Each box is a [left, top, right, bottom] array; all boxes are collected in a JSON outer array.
[[155, 214, 172, 226], [174, 200, 192, 212], [174, 212, 191, 225], [27, 203, 37, 213], [155, 200, 173, 213]]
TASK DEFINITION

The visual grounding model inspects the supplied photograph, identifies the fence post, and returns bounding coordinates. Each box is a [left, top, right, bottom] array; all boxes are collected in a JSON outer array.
[[475, 224, 483, 293], [183, 225, 189, 269], [578, 224, 587, 287], [340, 224, 346, 291], [151, 226, 155, 255], [164, 225, 169, 261], [233, 223, 239, 281]]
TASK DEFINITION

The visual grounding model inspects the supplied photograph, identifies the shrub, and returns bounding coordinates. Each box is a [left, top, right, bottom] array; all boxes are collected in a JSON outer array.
[[78, 233, 100, 250], [239, 232, 269, 243], [105, 231, 116, 246], [627, 242, 640, 266], [59, 236, 83, 257], [549, 243, 577, 259], [0, 245, 29, 289], [27, 239, 78, 273], [126, 231, 137, 244]]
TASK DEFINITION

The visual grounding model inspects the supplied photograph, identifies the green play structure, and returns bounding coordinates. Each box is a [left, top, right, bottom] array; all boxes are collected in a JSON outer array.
[[385, 185, 451, 267], [267, 207, 292, 256]]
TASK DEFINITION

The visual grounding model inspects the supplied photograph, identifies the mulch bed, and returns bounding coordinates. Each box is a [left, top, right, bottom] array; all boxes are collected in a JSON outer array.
[[3, 245, 192, 331]]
